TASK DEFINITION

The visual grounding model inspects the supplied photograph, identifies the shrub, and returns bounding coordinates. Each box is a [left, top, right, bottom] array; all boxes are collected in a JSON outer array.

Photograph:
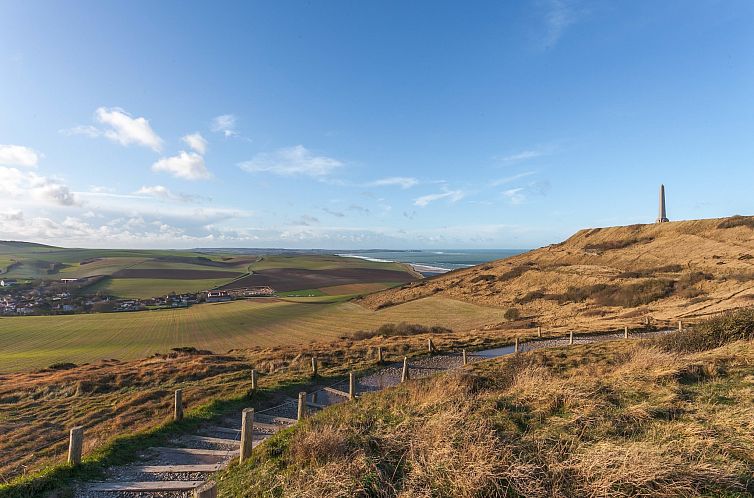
[[515, 290, 546, 304], [717, 215, 754, 229], [504, 308, 520, 321], [469, 274, 496, 283], [651, 307, 754, 352], [584, 236, 654, 252], [552, 280, 674, 308], [351, 322, 452, 340], [617, 264, 683, 278]]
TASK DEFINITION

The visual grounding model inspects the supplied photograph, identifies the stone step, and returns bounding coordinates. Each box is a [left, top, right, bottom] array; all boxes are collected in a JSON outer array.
[[134, 464, 224, 473], [323, 386, 350, 398], [89, 481, 204, 492], [181, 435, 239, 446], [151, 447, 239, 456]]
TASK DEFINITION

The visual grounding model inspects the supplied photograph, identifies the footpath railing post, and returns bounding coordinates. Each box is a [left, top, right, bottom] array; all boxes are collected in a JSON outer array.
[[678, 320, 683, 332], [297, 392, 307, 421], [568, 331, 574, 346], [349, 371, 356, 400], [462, 349, 467, 366], [377, 346, 383, 364], [311, 356, 318, 377], [537, 326, 542, 338], [428, 338, 434, 354], [514, 337, 519, 353], [624, 326, 629, 339], [67, 426, 83, 465], [401, 356, 410, 382], [250, 369, 257, 391], [194, 481, 217, 498], [174, 389, 183, 421], [240, 408, 254, 463]]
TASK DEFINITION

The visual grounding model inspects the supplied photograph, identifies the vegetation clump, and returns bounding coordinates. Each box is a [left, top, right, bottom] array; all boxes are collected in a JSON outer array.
[[717, 215, 754, 229], [503, 307, 520, 321], [584, 236, 654, 252], [651, 307, 754, 353], [351, 322, 452, 340]]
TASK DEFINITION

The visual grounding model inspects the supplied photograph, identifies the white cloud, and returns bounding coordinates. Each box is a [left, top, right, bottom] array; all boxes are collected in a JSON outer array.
[[134, 185, 201, 203], [240, 145, 343, 177], [0, 167, 77, 206], [414, 189, 465, 207], [211, 114, 237, 137], [94, 107, 163, 151], [542, 0, 581, 47], [368, 176, 419, 189], [152, 151, 211, 180], [63, 107, 163, 152], [490, 171, 536, 186], [182, 132, 208, 155], [498, 150, 546, 163], [503, 187, 526, 205], [0, 145, 41, 167], [61, 125, 101, 138]]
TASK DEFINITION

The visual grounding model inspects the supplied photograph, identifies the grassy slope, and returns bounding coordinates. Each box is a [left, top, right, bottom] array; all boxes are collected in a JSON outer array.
[[0, 322, 522, 491], [84, 276, 237, 298], [360, 216, 754, 331], [0, 297, 505, 371], [216, 312, 754, 497]]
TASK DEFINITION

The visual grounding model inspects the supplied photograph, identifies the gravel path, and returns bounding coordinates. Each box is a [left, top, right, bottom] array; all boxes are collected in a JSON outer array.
[[76, 328, 667, 496]]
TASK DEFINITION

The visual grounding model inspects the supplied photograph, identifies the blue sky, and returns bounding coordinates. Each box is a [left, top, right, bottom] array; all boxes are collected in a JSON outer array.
[[1, 1, 754, 249]]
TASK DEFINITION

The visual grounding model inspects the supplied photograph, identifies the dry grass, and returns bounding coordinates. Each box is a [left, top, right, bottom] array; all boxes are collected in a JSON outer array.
[[358, 216, 754, 330], [0, 324, 536, 483], [219, 327, 754, 497]]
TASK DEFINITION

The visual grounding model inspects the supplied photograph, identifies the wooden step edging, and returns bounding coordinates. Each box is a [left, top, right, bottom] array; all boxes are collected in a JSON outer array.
[[151, 447, 239, 456], [133, 464, 225, 473], [89, 481, 204, 492]]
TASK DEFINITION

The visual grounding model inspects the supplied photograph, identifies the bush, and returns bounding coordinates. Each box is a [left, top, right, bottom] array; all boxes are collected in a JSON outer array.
[[717, 215, 754, 229], [552, 280, 674, 308], [504, 308, 520, 321], [651, 307, 754, 352], [617, 264, 683, 278], [351, 322, 452, 340], [515, 290, 546, 304], [584, 236, 654, 252]]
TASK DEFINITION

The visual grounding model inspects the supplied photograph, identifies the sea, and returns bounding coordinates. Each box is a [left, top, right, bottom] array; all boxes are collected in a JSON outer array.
[[336, 249, 528, 276]]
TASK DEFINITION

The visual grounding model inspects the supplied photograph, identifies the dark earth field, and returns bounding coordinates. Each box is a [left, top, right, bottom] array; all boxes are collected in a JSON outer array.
[[218, 267, 416, 292]]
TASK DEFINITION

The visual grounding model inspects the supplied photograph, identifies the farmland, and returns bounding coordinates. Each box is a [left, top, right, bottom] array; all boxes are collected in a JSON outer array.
[[0, 243, 417, 299], [0, 296, 505, 372]]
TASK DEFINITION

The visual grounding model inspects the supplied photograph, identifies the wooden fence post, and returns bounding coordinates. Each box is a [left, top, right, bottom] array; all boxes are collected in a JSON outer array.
[[297, 392, 307, 421], [568, 331, 574, 346], [624, 326, 628, 339], [174, 389, 183, 421], [67, 426, 83, 466], [194, 481, 217, 498], [537, 326, 542, 338], [250, 369, 257, 391], [377, 346, 383, 364], [240, 408, 254, 463], [401, 356, 410, 382], [514, 337, 519, 353], [428, 338, 435, 354], [678, 320, 683, 332], [462, 349, 467, 366], [311, 356, 318, 377], [349, 372, 356, 400], [645, 316, 650, 326]]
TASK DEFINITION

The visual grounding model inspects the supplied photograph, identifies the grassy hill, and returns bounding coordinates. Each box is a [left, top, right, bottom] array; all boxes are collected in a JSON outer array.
[[359, 216, 754, 331]]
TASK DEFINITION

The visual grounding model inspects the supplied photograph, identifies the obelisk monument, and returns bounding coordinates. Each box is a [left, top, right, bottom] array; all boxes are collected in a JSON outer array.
[[656, 184, 669, 223]]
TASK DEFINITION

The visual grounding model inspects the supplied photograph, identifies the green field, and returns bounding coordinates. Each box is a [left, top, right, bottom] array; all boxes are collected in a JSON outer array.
[[0, 242, 414, 298], [85, 277, 241, 299], [0, 297, 505, 371]]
